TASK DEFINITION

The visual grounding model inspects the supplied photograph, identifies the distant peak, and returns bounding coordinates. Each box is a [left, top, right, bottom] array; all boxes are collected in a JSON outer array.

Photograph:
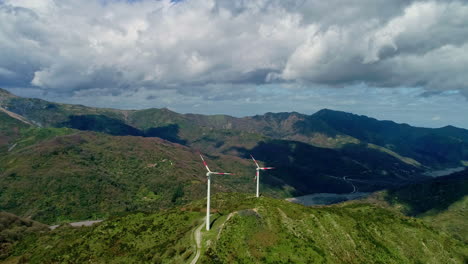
[[315, 108, 344, 114], [439, 125, 464, 131], [254, 111, 306, 121], [0, 88, 18, 103], [314, 108, 353, 117], [0, 88, 15, 96], [312, 109, 384, 123], [160, 107, 175, 113]]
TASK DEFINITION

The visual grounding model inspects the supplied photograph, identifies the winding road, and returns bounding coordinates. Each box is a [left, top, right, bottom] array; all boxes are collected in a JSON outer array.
[[326, 175, 357, 193], [49, 220, 103, 230], [343, 176, 357, 193], [190, 218, 205, 264]]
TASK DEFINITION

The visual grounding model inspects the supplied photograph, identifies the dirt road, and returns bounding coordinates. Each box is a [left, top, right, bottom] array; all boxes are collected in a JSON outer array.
[[190, 218, 205, 264]]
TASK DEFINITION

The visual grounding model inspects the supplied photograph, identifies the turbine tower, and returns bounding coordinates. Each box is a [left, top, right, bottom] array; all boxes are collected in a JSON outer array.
[[250, 155, 274, 198], [200, 154, 234, 231]]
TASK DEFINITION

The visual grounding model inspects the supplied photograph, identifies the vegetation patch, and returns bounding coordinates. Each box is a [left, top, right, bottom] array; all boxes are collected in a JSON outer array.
[[0, 212, 48, 260], [2, 193, 467, 263]]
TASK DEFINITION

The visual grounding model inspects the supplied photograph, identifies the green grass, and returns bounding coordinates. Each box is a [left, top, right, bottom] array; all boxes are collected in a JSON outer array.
[[421, 195, 468, 243], [200, 194, 468, 264], [3, 194, 467, 264], [10, 210, 201, 264]]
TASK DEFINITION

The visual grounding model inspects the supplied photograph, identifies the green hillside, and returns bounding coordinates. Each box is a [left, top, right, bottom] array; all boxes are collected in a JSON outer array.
[[365, 169, 468, 243], [0, 111, 30, 151], [0, 125, 426, 225], [0, 89, 436, 227], [0, 90, 429, 194], [2, 194, 467, 264], [1, 130, 289, 224], [1, 88, 468, 242], [200, 195, 467, 264]]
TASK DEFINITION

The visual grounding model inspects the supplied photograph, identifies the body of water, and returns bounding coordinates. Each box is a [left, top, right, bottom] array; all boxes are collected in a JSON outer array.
[[424, 167, 465, 177], [286, 192, 371, 206]]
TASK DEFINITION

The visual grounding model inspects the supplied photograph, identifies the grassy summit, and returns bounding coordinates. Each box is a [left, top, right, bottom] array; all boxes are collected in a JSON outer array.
[[3, 194, 467, 264]]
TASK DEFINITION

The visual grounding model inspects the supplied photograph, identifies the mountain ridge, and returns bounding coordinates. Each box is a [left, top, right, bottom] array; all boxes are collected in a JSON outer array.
[[2, 88, 466, 169], [1, 88, 467, 224], [2, 88, 465, 130]]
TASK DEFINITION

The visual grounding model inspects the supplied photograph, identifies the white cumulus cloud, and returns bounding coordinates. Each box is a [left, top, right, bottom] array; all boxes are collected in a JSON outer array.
[[0, 0, 467, 101]]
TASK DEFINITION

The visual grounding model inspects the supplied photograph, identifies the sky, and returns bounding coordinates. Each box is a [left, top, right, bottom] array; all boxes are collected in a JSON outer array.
[[0, 0, 467, 128]]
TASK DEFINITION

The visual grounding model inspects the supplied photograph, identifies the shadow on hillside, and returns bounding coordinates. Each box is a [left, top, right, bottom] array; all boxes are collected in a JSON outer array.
[[230, 140, 429, 196], [384, 170, 468, 216], [60, 115, 187, 144], [60, 115, 143, 136], [144, 124, 187, 145], [231, 140, 357, 195]]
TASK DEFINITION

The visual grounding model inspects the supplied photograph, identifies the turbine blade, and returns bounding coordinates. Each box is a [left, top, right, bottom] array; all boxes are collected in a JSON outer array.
[[199, 154, 211, 172], [261, 167, 275, 170], [213, 172, 235, 175], [250, 154, 260, 168]]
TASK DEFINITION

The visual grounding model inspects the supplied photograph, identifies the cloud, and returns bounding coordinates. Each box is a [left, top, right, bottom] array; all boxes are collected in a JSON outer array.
[[278, 1, 468, 90], [0, 0, 467, 101]]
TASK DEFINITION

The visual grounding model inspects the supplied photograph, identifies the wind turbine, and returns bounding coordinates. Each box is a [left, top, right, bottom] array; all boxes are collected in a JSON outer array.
[[250, 155, 274, 198], [200, 154, 234, 231]]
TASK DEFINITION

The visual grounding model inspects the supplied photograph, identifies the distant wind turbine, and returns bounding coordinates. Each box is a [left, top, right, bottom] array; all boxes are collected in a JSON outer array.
[[250, 155, 274, 198], [200, 154, 234, 231]]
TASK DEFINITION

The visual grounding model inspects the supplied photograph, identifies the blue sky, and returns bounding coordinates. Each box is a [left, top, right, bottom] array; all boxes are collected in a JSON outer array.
[[1, 0, 467, 128]]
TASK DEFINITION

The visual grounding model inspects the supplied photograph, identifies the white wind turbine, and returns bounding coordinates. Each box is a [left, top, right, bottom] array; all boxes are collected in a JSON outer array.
[[200, 154, 234, 231], [250, 155, 274, 198]]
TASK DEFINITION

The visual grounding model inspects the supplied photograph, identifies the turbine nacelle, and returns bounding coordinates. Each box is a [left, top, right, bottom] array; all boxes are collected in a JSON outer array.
[[250, 154, 275, 198], [200, 154, 234, 176], [199, 153, 234, 231], [256, 167, 275, 171], [251, 154, 275, 171]]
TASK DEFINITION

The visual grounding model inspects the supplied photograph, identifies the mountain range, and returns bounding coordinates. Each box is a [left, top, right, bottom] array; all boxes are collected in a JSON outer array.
[[0, 88, 467, 263], [1, 87, 468, 224]]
